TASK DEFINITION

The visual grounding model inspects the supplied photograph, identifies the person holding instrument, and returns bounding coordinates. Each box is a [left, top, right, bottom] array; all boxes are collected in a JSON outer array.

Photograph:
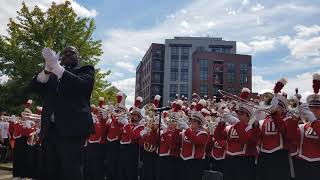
[[31, 46, 95, 180]]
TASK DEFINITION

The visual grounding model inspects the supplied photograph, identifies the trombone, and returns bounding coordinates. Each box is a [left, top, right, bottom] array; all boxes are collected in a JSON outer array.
[[218, 90, 273, 115]]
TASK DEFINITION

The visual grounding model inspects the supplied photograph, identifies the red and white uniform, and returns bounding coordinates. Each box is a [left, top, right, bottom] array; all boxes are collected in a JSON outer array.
[[214, 121, 259, 156], [258, 115, 290, 153], [88, 120, 107, 144], [180, 128, 208, 160], [287, 120, 320, 162], [106, 117, 123, 142], [13, 123, 24, 139], [158, 129, 181, 157], [208, 137, 226, 160], [120, 123, 144, 144]]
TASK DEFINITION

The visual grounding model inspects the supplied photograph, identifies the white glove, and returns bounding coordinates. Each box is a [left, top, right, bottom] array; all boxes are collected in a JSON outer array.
[[223, 113, 240, 125], [177, 121, 188, 130], [160, 123, 167, 130], [298, 103, 309, 112], [42, 48, 64, 78], [140, 129, 149, 137], [101, 109, 108, 119], [42, 48, 59, 71], [300, 109, 317, 123], [118, 114, 128, 125]]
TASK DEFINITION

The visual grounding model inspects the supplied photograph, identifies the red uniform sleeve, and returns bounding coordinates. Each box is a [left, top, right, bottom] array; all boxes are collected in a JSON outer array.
[[214, 122, 227, 141], [271, 112, 287, 134], [311, 120, 320, 137], [168, 130, 182, 149], [145, 129, 158, 145], [286, 119, 300, 145], [124, 125, 144, 141], [185, 128, 208, 146]]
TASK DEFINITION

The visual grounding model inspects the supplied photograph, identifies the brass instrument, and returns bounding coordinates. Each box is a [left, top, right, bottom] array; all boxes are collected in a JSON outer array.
[[203, 116, 219, 134], [218, 90, 273, 114], [142, 103, 157, 152]]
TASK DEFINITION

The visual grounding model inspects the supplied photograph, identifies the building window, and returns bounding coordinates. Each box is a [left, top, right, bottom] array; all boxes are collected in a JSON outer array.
[[226, 63, 235, 73], [153, 85, 161, 94], [200, 85, 208, 97], [171, 47, 179, 56], [200, 71, 208, 81], [240, 73, 248, 84], [200, 59, 208, 81], [213, 87, 219, 95], [211, 47, 221, 53], [182, 47, 189, 55], [226, 87, 234, 94], [170, 84, 177, 99], [153, 61, 161, 71], [154, 72, 161, 83], [213, 74, 222, 84], [170, 69, 178, 81], [171, 58, 178, 69], [153, 49, 161, 58], [240, 64, 248, 73], [227, 72, 235, 83], [222, 48, 231, 54], [181, 59, 189, 69], [180, 69, 188, 82], [180, 84, 188, 97]]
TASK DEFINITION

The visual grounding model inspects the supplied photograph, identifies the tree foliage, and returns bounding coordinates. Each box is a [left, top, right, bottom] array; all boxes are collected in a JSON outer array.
[[0, 1, 115, 114]]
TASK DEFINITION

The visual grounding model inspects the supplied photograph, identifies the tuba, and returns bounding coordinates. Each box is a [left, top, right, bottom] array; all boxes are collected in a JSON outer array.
[[142, 103, 157, 152]]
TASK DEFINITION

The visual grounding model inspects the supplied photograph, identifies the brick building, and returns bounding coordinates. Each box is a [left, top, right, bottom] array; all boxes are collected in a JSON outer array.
[[192, 50, 252, 98]]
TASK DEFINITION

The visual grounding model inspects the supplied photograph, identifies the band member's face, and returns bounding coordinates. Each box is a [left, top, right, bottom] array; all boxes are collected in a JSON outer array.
[[61, 50, 78, 67], [236, 111, 250, 122], [168, 122, 177, 130], [131, 114, 140, 121], [310, 106, 320, 118], [190, 119, 200, 130]]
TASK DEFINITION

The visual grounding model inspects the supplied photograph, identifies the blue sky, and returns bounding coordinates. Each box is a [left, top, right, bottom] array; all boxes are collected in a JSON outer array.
[[1, 0, 320, 106]]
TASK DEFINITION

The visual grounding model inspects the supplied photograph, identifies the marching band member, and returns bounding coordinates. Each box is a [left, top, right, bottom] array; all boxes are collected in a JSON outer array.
[[12, 109, 33, 180], [140, 95, 160, 180], [117, 106, 144, 180], [256, 78, 292, 180], [105, 92, 125, 180], [206, 110, 226, 173], [286, 73, 320, 180], [86, 99, 108, 180], [178, 99, 208, 180], [156, 112, 182, 180], [214, 102, 260, 180]]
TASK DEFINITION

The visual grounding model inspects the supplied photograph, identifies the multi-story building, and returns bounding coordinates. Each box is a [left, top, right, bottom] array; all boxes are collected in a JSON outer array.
[[163, 37, 236, 105], [192, 50, 252, 98], [135, 43, 165, 106]]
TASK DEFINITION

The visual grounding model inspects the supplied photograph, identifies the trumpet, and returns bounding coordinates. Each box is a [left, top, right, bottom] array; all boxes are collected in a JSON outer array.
[[218, 90, 273, 114]]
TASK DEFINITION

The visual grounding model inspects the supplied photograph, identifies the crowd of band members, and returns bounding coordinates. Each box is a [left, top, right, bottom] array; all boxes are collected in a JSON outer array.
[[2, 73, 320, 180]]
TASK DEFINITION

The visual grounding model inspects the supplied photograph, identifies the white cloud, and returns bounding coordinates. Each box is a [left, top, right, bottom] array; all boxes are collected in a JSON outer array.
[[115, 62, 136, 73], [295, 24, 320, 37], [241, 0, 250, 6], [0, 0, 97, 35], [253, 70, 320, 102], [251, 3, 264, 12]]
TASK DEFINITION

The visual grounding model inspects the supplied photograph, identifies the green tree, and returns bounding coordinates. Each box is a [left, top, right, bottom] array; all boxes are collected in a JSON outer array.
[[0, 1, 115, 114]]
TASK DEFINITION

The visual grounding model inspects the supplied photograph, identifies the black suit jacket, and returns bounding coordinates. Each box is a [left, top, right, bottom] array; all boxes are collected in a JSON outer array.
[[31, 65, 95, 138]]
